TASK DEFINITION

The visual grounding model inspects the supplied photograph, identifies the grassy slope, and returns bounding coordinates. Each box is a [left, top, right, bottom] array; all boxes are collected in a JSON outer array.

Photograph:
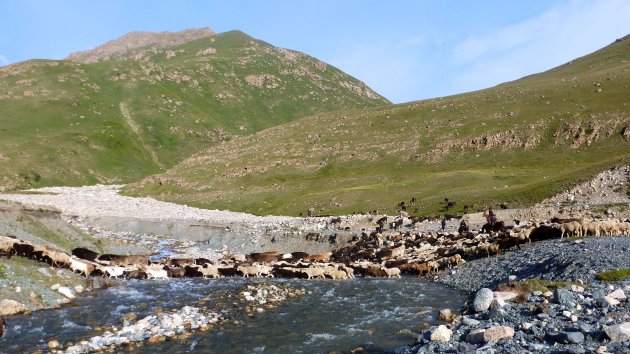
[[127, 36, 630, 216], [0, 31, 388, 190]]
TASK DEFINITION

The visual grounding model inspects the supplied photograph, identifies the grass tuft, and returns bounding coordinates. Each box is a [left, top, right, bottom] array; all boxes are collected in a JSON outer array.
[[597, 269, 630, 281], [497, 278, 577, 294]]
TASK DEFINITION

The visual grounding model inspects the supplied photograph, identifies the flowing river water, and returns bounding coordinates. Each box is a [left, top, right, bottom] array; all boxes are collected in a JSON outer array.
[[1, 277, 466, 354]]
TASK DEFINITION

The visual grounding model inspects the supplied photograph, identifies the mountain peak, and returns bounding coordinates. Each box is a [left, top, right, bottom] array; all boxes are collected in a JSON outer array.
[[66, 27, 215, 63]]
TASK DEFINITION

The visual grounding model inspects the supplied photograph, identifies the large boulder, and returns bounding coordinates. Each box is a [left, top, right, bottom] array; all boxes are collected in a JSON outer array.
[[493, 291, 518, 302], [473, 288, 493, 313], [430, 325, 452, 342], [596, 295, 620, 308], [604, 322, 630, 342], [0, 299, 28, 316], [57, 287, 75, 299], [607, 288, 626, 300], [483, 326, 515, 342]]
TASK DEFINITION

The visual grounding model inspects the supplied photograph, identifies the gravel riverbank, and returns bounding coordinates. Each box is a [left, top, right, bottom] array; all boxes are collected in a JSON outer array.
[[437, 237, 630, 294], [397, 237, 630, 353]]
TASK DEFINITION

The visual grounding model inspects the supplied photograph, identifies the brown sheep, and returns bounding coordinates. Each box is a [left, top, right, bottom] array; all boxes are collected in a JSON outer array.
[[307, 252, 332, 262]]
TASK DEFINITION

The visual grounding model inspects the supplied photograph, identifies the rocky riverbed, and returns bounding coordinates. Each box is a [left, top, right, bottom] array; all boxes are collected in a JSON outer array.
[[404, 278, 630, 354], [399, 237, 630, 353], [50, 283, 306, 354], [437, 237, 630, 293]]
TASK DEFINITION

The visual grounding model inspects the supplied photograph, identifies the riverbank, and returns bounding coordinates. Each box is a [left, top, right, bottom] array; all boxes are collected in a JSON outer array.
[[399, 237, 630, 353], [1, 179, 630, 353], [437, 237, 630, 293], [406, 277, 630, 353]]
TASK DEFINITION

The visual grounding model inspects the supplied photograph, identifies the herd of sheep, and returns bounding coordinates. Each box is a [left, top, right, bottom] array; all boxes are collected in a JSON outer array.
[[1, 216, 629, 282]]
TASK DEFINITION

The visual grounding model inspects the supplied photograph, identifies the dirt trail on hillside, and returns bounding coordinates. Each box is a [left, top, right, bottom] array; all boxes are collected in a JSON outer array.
[[119, 101, 164, 168]]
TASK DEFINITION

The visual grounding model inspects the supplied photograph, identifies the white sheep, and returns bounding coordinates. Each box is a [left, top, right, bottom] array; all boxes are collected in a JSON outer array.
[[143, 264, 169, 280], [198, 265, 222, 278], [102, 265, 125, 278], [238, 264, 262, 278], [69, 257, 95, 277], [382, 267, 401, 278]]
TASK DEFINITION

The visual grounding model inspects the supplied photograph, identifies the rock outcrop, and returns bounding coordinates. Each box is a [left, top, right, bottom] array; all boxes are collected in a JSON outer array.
[[66, 28, 215, 63], [0, 299, 28, 316]]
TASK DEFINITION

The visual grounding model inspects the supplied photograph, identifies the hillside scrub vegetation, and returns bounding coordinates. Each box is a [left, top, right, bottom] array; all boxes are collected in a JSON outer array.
[[126, 35, 630, 216], [0, 29, 387, 191]]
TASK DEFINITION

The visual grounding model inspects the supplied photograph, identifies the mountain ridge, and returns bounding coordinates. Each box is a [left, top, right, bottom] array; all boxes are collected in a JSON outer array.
[[0, 29, 389, 191]]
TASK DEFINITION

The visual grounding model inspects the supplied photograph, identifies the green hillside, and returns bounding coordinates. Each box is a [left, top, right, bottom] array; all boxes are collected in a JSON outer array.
[[0, 29, 388, 190], [127, 35, 630, 216]]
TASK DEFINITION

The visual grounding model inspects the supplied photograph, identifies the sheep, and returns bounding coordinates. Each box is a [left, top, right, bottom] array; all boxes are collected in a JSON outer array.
[[382, 266, 401, 278], [447, 254, 465, 267], [238, 264, 263, 278], [0, 236, 17, 257], [71, 247, 99, 261], [258, 265, 275, 278], [12, 242, 34, 258], [168, 258, 195, 267], [555, 221, 584, 238], [102, 265, 126, 278], [307, 252, 332, 263], [166, 267, 186, 278], [328, 269, 348, 280], [143, 265, 169, 280], [339, 265, 355, 278], [69, 257, 95, 277], [125, 269, 148, 279], [484, 243, 500, 258], [300, 266, 326, 279], [199, 264, 222, 278], [109, 255, 150, 266], [497, 235, 522, 252], [46, 250, 71, 268], [583, 221, 602, 237]]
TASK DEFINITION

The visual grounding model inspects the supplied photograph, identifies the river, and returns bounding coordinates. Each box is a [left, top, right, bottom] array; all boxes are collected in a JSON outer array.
[[1, 277, 466, 354]]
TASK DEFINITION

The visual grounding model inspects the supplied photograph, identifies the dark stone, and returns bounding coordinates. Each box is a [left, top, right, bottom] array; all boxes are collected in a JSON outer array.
[[457, 342, 478, 353], [578, 323, 593, 333], [567, 345, 586, 354], [555, 331, 585, 344], [530, 303, 549, 315], [554, 288, 574, 306], [462, 317, 480, 326], [585, 330, 607, 341]]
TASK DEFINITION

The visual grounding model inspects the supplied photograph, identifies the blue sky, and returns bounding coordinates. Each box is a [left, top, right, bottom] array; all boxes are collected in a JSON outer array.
[[1, 0, 628, 103]]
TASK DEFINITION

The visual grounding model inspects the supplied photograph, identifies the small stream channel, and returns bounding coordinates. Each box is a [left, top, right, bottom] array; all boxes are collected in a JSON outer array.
[[1, 277, 466, 354]]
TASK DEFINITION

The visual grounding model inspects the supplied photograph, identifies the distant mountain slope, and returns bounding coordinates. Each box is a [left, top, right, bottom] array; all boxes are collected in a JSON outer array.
[[0, 29, 388, 190], [127, 35, 630, 216]]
